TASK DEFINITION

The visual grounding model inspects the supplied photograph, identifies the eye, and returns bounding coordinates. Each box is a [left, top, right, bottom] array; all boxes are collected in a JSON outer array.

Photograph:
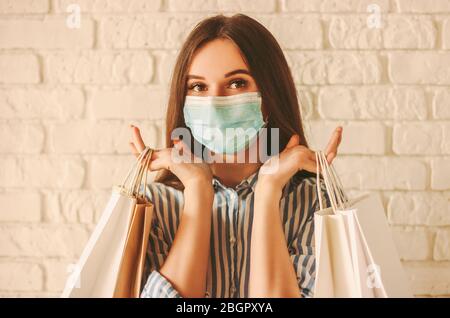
[[187, 82, 207, 92], [228, 78, 247, 89]]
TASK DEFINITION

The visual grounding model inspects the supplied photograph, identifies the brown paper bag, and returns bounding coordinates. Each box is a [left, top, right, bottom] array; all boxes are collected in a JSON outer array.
[[114, 197, 154, 298]]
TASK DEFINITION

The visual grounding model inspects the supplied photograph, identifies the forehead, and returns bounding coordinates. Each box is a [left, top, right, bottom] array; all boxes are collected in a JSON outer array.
[[188, 38, 249, 78]]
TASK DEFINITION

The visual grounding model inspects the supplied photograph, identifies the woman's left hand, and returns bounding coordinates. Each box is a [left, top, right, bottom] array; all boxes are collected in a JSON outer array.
[[257, 126, 343, 192]]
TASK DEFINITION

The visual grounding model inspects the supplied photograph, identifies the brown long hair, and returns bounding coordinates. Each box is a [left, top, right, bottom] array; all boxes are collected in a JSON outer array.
[[155, 14, 310, 189]]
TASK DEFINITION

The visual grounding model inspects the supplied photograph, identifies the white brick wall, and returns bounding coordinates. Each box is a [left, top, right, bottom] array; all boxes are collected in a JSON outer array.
[[0, 0, 448, 298]]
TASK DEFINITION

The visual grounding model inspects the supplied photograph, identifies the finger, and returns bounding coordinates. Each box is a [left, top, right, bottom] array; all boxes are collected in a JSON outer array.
[[148, 156, 171, 171], [284, 134, 299, 151], [326, 126, 342, 151], [337, 127, 343, 145], [132, 143, 159, 159], [129, 142, 139, 158], [130, 124, 146, 152], [326, 152, 336, 164], [325, 126, 342, 159]]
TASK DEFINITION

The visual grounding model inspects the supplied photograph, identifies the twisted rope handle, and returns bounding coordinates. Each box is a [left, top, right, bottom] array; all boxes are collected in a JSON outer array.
[[120, 147, 154, 198], [315, 150, 348, 214], [135, 148, 153, 200]]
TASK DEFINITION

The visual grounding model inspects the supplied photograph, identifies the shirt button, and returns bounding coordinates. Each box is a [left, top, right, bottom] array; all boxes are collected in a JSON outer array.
[[205, 291, 210, 298], [230, 237, 236, 244], [230, 286, 236, 294]]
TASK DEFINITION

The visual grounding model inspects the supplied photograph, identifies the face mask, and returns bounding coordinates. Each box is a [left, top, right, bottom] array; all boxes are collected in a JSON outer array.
[[183, 91, 266, 154]]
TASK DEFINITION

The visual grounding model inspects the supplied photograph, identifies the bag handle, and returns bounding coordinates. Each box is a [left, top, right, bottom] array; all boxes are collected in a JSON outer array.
[[120, 147, 154, 198], [315, 151, 348, 213], [316, 151, 337, 212], [121, 147, 149, 189], [320, 151, 347, 208], [134, 148, 153, 199]]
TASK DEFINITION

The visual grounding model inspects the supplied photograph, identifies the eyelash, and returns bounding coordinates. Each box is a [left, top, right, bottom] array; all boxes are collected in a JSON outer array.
[[187, 78, 248, 92]]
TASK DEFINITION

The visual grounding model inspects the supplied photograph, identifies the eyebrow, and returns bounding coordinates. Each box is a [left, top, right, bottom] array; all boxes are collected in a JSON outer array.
[[186, 69, 251, 80]]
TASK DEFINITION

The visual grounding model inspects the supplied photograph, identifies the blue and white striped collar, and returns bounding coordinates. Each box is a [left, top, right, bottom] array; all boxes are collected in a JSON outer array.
[[211, 167, 300, 198], [212, 169, 260, 192]]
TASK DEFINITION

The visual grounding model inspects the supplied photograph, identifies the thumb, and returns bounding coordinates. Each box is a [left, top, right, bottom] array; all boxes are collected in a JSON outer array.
[[284, 134, 299, 151]]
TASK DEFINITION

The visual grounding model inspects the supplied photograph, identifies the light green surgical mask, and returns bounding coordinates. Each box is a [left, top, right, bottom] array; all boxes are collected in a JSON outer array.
[[183, 91, 266, 154]]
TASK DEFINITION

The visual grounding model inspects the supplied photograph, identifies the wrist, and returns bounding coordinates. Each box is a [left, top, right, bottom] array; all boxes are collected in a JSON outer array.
[[184, 178, 214, 196], [183, 176, 212, 188], [254, 182, 283, 220], [255, 181, 282, 200], [182, 180, 214, 218]]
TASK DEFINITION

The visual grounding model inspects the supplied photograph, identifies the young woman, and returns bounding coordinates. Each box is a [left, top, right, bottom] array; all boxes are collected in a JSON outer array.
[[129, 14, 342, 298]]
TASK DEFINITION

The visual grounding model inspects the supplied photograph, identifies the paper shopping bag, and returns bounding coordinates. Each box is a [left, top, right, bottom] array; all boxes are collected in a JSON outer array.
[[314, 210, 362, 297], [347, 193, 413, 297], [114, 197, 153, 298], [61, 147, 154, 298], [313, 151, 413, 298]]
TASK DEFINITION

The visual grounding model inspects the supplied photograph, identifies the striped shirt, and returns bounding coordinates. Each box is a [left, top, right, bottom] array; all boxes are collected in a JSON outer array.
[[139, 169, 330, 298]]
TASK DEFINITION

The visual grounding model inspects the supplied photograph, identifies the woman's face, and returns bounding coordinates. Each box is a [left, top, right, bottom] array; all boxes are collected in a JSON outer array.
[[186, 38, 259, 97], [184, 38, 265, 162]]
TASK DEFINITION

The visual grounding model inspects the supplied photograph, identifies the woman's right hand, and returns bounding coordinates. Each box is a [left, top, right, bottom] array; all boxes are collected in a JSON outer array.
[[128, 124, 213, 189]]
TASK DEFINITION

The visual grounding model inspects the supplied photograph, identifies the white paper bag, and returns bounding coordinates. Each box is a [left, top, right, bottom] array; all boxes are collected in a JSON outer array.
[[61, 148, 153, 298], [313, 151, 413, 298]]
